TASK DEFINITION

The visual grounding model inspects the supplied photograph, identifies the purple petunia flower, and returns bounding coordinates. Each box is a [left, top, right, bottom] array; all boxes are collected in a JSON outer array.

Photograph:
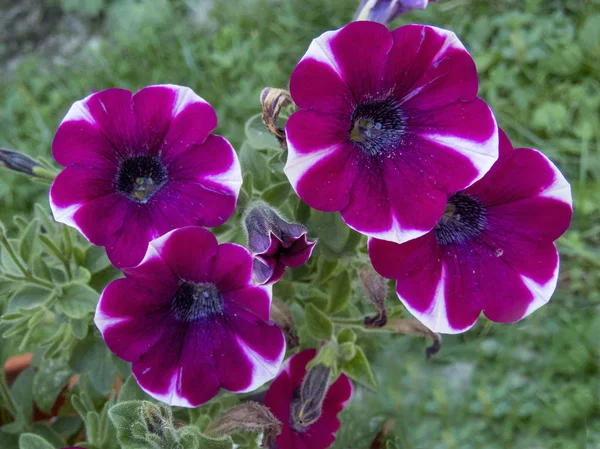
[[50, 85, 242, 268], [244, 202, 316, 285], [264, 349, 352, 449], [354, 0, 437, 24], [368, 130, 573, 334], [94, 226, 286, 407], [284, 22, 498, 245]]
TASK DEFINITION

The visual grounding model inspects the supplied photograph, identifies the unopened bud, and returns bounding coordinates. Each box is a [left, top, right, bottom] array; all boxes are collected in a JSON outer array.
[[140, 401, 176, 442], [0, 148, 43, 177], [360, 265, 388, 328], [205, 402, 281, 445], [291, 365, 331, 431], [244, 201, 316, 285], [385, 318, 442, 359], [260, 87, 293, 149]]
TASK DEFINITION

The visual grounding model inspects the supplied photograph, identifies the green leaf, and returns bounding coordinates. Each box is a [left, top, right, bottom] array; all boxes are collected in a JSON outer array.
[[83, 246, 111, 274], [239, 142, 270, 191], [6, 285, 52, 314], [244, 113, 280, 151], [337, 328, 357, 344], [261, 181, 291, 207], [108, 401, 148, 449], [57, 283, 98, 319], [327, 271, 351, 314], [118, 376, 149, 403], [70, 337, 117, 395], [18, 434, 54, 449], [294, 199, 311, 224], [18, 219, 39, 265], [304, 303, 333, 340], [197, 433, 234, 449], [70, 318, 89, 340], [341, 346, 376, 390], [33, 358, 72, 413], [308, 211, 349, 255]]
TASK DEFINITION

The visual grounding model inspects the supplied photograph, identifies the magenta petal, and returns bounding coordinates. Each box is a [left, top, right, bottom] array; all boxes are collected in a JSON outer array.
[[105, 206, 158, 269], [326, 21, 393, 102], [223, 286, 272, 322], [252, 258, 284, 285], [286, 109, 348, 155], [52, 119, 119, 167], [209, 243, 253, 291], [132, 85, 177, 155], [289, 57, 355, 114], [50, 165, 115, 208], [84, 88, 137, 151], [157, 227, 219, 283], [167, 135, 238, 183], [161, 87, 218, 162], [369, 235, 443, 318], [151, 179, 238, 232], [68, 194, 129, 247], [289, 143, 359, 212], [385, 25, 478, 108]]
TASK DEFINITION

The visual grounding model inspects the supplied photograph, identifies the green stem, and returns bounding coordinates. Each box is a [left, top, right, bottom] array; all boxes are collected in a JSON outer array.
[[330, 317, 390, 333], [39, 234, 72, 280], [2, 273, 56, 290], [0, 372, 17, 418], [0, 235, 28, 275]]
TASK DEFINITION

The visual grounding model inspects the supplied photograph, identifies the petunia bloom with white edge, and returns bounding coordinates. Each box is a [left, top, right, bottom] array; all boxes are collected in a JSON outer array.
[[94, 226, 286, 407], [284, 22, 498, 245], [50, 84, 242, 268], [368, 130, 573, 334]]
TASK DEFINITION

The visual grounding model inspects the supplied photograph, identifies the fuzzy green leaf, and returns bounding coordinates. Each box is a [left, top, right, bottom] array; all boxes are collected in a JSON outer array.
[[33, 358, 72, 414], [341, 346, 376, 390], [57, 283, 98, 319], [308, 211, 349, 255], [244, 113, 280, 151], [262, 181, 291, 207], [18, 219, 39, 265], [327, 271, 351, 314], [305, 303, 333, 340], [18, 433, 54, 449]]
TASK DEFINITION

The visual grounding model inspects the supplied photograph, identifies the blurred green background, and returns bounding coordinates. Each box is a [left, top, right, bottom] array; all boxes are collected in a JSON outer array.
[[1, 0, 599, 448]]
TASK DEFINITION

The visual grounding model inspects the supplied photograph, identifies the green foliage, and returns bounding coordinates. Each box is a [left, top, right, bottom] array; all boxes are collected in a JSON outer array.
[[0, 0, 599, 448]]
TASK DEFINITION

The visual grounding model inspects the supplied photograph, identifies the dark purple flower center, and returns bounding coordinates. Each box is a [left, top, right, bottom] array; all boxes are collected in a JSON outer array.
[[115, 155, 168, 203], [171, 282, 224, 322], [349, 99, 404, 156], [435, 193, 487, 245]]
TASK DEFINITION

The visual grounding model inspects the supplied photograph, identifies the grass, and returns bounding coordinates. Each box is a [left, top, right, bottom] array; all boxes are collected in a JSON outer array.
[[0, 0, 599, 447]]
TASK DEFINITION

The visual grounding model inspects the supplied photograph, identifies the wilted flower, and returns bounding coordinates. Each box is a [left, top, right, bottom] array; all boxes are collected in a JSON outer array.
[[95, 226, 285, 407], [284, 22, 498, 244], [50, 85, 242, 268], [369, 131, 573, 333], [244, 202, 316, 285], [354, 0, 437, 24], [264, 349, 352, 449]]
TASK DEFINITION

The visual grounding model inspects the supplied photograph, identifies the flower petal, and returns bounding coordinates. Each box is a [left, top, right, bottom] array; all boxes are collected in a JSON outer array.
[[52, 119, 119, 167], [287, 142, 359, 212], [386, 25, 478, 108], [325, 21, 394, 102], [160, 86, 218, 162], [285, 109, 348, 155], [289, 46, 355, 114], [223, 286, 272, 323], [154, 227, 219, 283], [209, 243, 253, 291]]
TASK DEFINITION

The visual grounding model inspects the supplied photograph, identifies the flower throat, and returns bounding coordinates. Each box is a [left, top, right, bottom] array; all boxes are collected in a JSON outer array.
[[349, 98, 404, 156], [435, 193, 487, 245], [115, 155, 168, 203], [171, 282, 224, 322]]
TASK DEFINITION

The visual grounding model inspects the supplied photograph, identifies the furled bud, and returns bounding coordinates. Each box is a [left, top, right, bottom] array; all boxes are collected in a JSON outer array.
[[290, 365, 331, 431], [360, 265, 388, 328], [354, 0, 437, 24], [205, 402, 281, 444], [244, 201, 316, 285]]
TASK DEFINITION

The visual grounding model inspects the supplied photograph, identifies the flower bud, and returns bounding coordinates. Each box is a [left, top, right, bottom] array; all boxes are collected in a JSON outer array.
[[0, 148, 43, 177], [260, 87, 293, 149], [205, 402, 281, 443], [244, 201, 316, 285], [291, 365, 331, 431], [354, 0, 436, 24]]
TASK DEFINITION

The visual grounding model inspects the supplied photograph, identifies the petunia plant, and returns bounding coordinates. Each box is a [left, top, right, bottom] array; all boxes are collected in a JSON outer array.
[[0, 1, 575, 448]]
